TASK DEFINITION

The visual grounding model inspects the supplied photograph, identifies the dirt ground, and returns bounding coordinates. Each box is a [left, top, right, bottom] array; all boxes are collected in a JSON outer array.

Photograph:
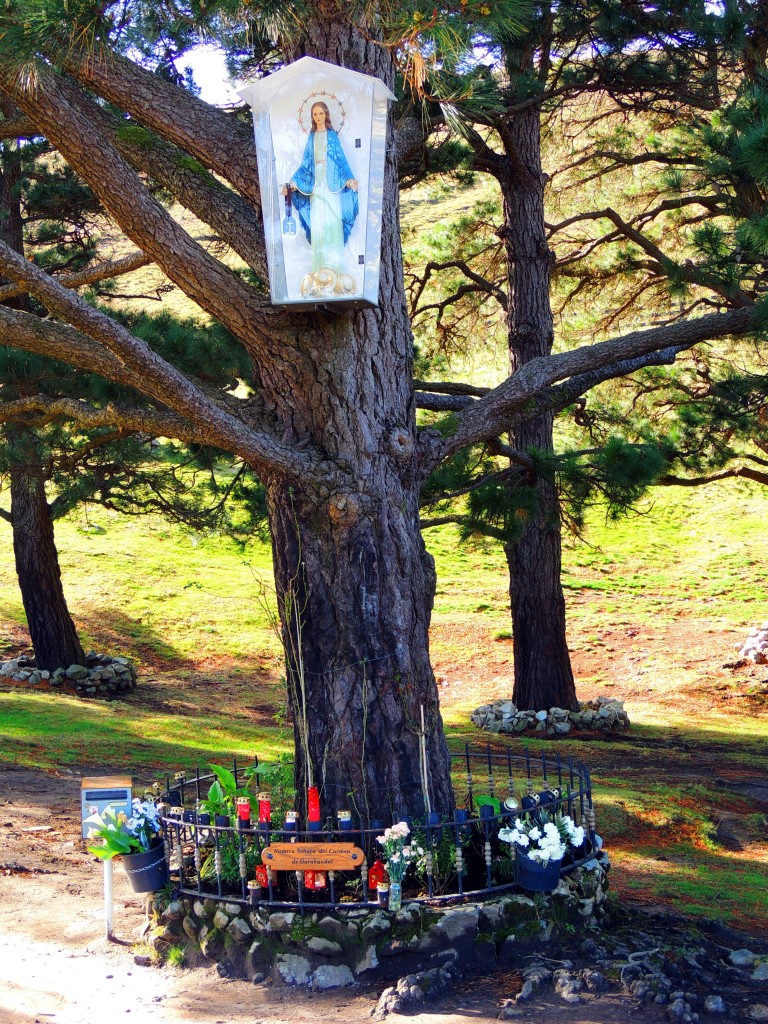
[[0, 761, 763, 1024], [1, 616, 767, 1023]]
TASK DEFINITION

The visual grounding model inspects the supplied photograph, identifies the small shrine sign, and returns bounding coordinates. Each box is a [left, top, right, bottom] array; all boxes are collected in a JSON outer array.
[[262, 842, 364, 871]]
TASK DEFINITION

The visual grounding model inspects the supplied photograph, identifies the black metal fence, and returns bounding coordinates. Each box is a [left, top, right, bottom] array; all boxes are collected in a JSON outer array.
[[158, 746, 599, 910]]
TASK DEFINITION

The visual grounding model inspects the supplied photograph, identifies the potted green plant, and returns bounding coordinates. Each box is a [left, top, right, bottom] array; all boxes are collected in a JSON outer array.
[[498, 812, 585, 892], [85, 798, 168, 894]]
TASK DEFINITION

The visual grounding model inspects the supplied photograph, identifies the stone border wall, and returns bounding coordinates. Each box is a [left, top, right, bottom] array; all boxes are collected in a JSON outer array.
[[0, 652, 137, 698], [471, 697, 629, 737], [148, 852, 610, 993]]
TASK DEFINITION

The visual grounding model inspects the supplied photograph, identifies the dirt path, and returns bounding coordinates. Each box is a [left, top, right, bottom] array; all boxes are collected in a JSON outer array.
[[1, 764, 724, 1024]]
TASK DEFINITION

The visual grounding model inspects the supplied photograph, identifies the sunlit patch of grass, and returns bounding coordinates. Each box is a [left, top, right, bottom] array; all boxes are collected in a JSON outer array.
[[1, 478, 768, 928], [611, 846, 768, 924], [0, 689, 291, 774]]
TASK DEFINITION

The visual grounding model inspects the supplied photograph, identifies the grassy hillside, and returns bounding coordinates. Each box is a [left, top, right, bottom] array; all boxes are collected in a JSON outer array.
[[1, 466, 767, 931]]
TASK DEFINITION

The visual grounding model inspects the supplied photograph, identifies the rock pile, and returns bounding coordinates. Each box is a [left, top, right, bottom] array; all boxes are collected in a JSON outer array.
[[737, 622, 768, 664], [471, 695, 630, 737], [499, 914, 768, 1020], [0, 651, 138, 698]]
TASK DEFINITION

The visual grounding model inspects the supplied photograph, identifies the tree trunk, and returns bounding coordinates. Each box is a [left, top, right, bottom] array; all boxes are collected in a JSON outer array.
[[501, 107, 578, 711], [268, 477, 452, 823], [9, 432, 85, 671], [1, 97, 85, 673], [261, 21, 453, 821]]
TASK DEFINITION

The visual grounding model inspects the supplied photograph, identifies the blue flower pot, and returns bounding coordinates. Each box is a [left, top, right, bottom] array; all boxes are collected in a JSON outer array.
[[515, 852, 562, 892]]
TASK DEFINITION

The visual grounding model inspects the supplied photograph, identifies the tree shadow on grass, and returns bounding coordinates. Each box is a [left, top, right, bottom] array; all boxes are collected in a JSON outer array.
[[0, 599, 278, 676], [0, 683, 289, 780], [442, 718, 768, 933]]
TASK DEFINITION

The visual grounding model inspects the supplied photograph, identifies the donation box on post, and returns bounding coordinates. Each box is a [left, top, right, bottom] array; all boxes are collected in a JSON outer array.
[[81, 775, 132, 838]]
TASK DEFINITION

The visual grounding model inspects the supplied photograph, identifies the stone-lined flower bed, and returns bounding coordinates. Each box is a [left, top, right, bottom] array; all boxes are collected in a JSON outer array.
[[148, 851, 610, 997], [471, 696, 629, 737], [0, 651, 138, 698]]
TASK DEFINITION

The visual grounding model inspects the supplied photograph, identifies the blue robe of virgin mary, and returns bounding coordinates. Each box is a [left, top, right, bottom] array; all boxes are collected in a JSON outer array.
[[291, 129, 359, 245]]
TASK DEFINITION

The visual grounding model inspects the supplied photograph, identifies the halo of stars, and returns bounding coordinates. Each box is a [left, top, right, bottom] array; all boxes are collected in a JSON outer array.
[[298, 91, 347, 135]]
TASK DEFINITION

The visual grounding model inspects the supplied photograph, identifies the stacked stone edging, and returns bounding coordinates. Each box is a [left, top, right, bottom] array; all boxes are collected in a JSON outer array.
[[737, 622, 768, 665], [0, 651, 138, 698], [471, 695, 629, 737], [148, 853, 610, 994]]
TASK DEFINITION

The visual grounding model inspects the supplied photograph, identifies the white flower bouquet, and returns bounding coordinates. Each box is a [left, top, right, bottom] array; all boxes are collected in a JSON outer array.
[[498, 812, 585, 865], [376, 821, 424, 883]]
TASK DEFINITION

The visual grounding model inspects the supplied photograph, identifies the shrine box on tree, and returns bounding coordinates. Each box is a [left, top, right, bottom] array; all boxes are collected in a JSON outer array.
[[239, 56, 395, 310]]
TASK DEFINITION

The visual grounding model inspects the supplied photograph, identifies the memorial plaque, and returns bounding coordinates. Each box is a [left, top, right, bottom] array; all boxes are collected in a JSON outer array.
[[262, 842, 364, 870]]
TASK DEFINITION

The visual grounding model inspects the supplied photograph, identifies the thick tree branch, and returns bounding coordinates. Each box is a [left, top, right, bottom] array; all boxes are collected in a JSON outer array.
[[0, 250, 152, 303], [0, 394, 203, 442], [61, 44, 260, 206], [415, 392, 475, 411], [658, 467, 768, 487], [84, 98, 268, 278], [414, 380, 490, 397], [0, 302, 152, 390], [419, 306, 759, 473], [419, 514, 470, 530], [0, 112, 37, 139], [0, 249, 317, 481], [1, 65, 282, 355]]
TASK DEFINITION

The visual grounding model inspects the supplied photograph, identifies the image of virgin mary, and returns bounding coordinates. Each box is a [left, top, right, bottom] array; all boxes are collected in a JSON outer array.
[[286, 100, 359, 296]]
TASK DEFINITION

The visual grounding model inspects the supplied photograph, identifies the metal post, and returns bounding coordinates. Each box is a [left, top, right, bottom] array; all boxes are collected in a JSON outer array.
[[104, 858, 114, 940]]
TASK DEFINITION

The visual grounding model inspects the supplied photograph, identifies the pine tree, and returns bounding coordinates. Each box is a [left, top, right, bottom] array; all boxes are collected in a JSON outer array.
[[0, 1, 759, 815], [409, 0, 768, 709]]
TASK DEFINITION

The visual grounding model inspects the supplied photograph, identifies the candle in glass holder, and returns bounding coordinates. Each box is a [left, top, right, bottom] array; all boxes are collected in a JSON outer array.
[[368, 859, 387, 890], [284, 810, 298, 831], [338, 810, 352, 831], [258, 792, 271, 825], [307, 786, 321, 823], [236, 797, 251, 828]]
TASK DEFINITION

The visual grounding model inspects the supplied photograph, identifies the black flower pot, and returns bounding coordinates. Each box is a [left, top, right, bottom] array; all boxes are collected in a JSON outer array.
[[122, 843, 169, 894]]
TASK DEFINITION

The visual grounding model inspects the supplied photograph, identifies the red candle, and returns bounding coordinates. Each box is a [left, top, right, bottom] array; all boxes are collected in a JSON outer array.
[[255, 864, 269, 888], [307, 786, 321, 823], [369, 859, 387, 889], [258, 792, 271, 824], [236, 797, 251, 821]]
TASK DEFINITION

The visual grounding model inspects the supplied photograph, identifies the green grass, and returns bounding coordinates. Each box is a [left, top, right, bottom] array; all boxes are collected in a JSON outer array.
[[0, 477, 767, 929]]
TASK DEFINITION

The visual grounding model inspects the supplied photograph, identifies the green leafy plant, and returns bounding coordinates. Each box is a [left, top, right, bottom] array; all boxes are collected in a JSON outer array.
[[199, 834, 261, 886], [412, 823, 468, 894], [255, 754, 295, 822], [85, 798, 162, 860], [165, 944, 186, 968], [198, 763, 257, 821]]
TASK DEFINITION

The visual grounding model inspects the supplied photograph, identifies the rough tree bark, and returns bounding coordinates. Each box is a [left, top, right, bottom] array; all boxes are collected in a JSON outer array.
[[8, 436, 86, 671], [262, 20, 453, 820], [499, 105, 578, 711]]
